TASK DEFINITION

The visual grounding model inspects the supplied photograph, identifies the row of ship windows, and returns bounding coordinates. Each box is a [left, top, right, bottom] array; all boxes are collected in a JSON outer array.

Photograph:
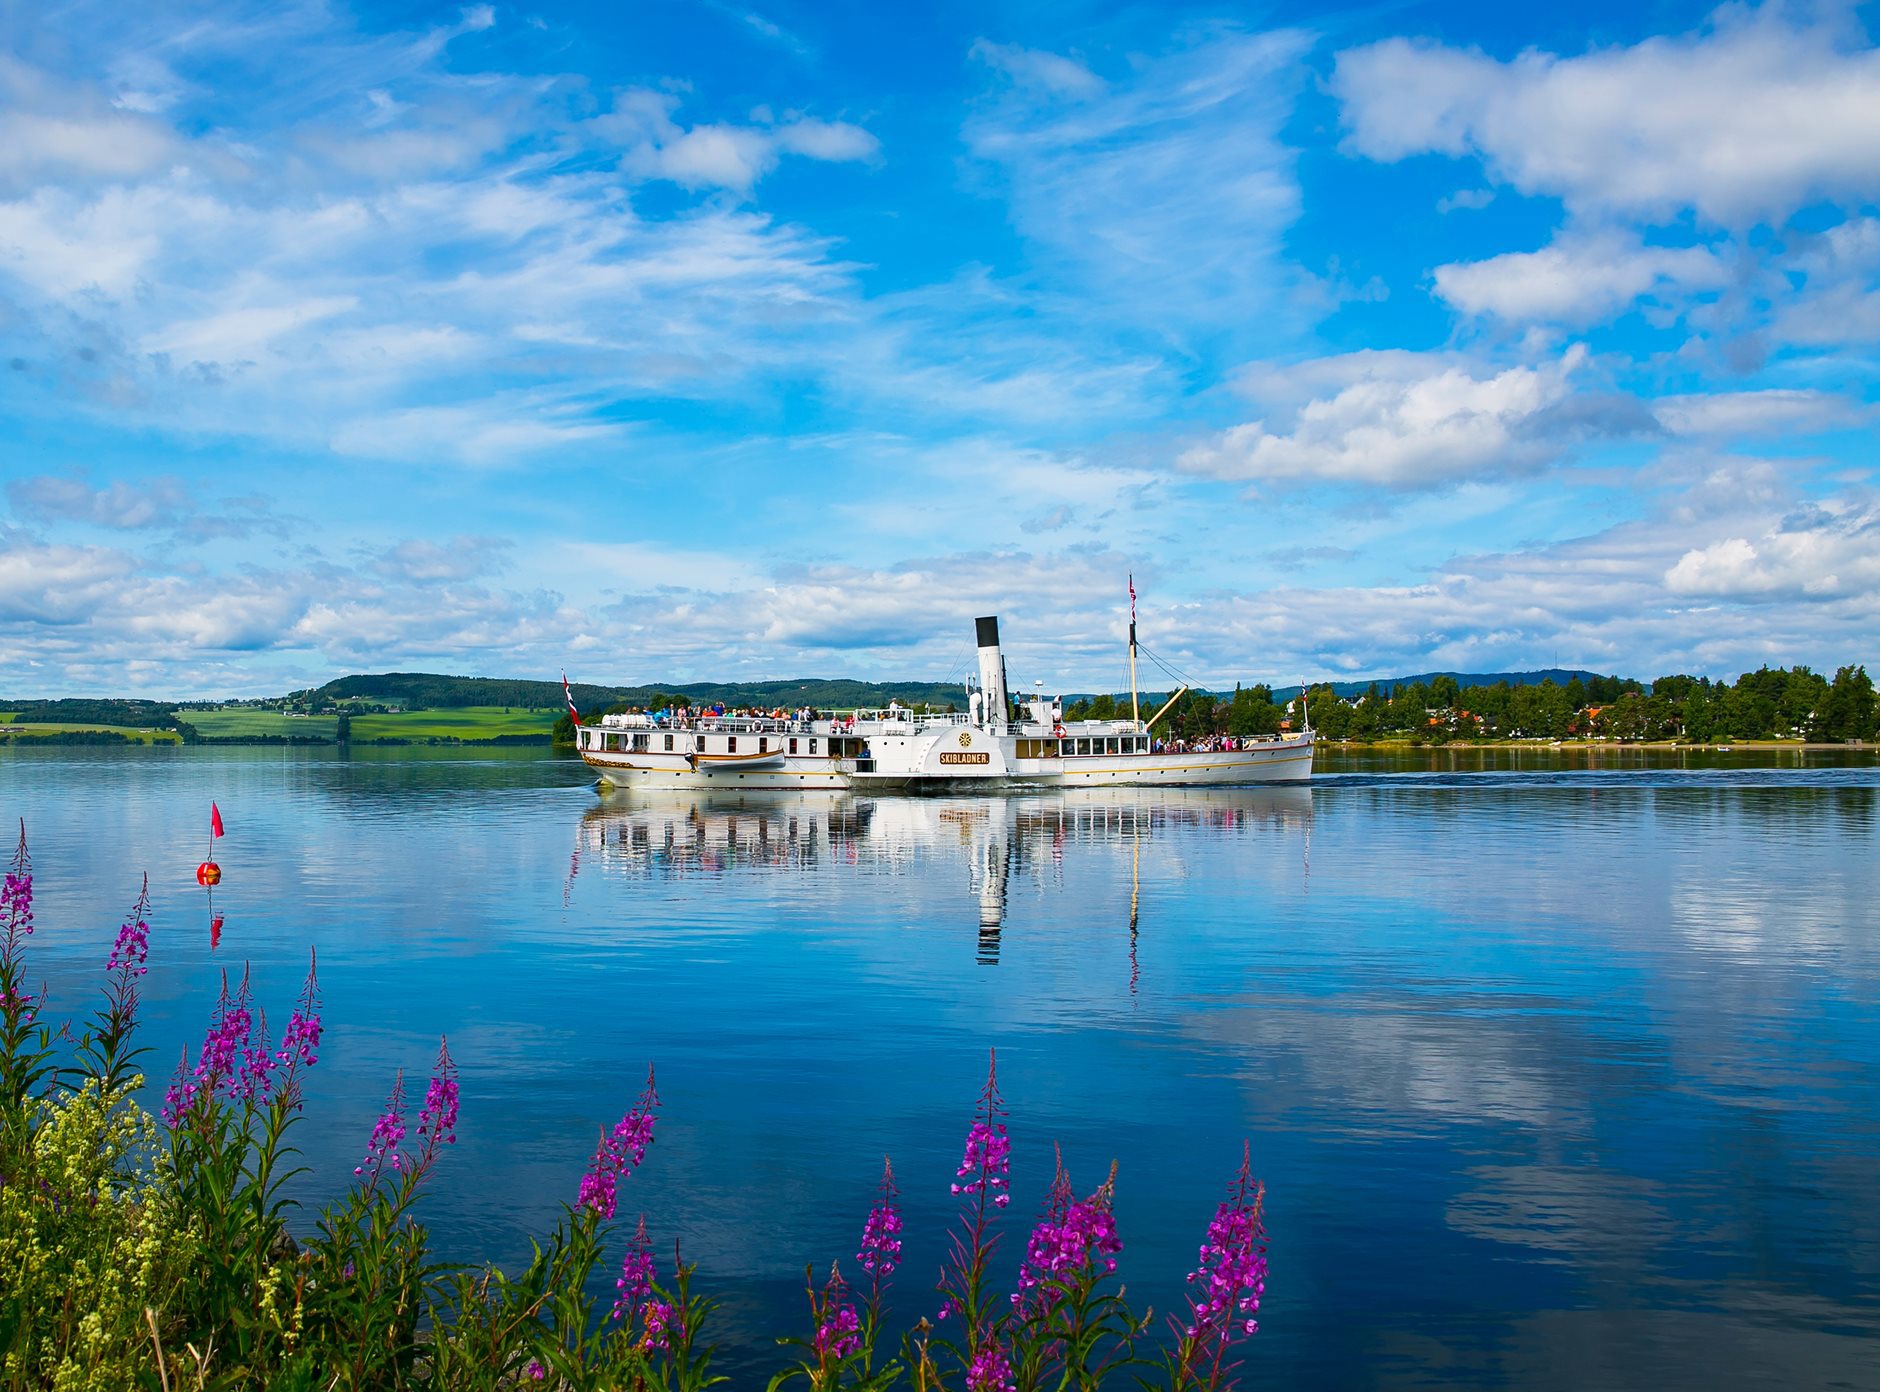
[[1015, 737, 1151, 758], [592, 732, 1149, 757], [595, 733, 868, 756]]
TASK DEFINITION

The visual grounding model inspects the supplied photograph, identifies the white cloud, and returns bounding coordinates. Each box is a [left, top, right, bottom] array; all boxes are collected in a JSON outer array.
[[6, 475, 190, 530], [1665, 503, 1880, 599], [0, 58, 178, 187], [599, 89, 879, 194], [969, 40, 1107, 99], [1333, 9, 1880, 225], [1178, 347, 1589, 489], [1433, 233, 1729, 324], [1654, 389, 1863, 438], [965, 29, 1311, 335]]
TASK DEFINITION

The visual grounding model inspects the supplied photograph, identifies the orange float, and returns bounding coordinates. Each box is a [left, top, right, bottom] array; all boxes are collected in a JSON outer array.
[[196, 861, 222, 887]]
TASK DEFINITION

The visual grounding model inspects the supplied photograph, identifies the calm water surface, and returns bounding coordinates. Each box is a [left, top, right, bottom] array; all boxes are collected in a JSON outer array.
[[4, 745, 1878, 1390]]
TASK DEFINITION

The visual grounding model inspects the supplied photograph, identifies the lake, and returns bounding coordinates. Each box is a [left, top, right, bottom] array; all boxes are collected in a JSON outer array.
[[4, 744, 1878, 1389]]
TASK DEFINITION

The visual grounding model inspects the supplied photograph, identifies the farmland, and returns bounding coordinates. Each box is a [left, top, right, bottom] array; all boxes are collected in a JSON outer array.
[[348, 706, 557, 741], [178, 710, 340, 740], [0, 718, 181, 744]]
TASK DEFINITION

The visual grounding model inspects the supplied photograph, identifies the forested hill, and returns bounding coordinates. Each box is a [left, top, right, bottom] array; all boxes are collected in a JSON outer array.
[[300, 672, 972, 711], [1270, 668, 1606, 702]]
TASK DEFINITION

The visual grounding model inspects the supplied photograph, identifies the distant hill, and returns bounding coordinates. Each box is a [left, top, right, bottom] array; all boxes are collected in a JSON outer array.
[[302, 672, 971, 712]]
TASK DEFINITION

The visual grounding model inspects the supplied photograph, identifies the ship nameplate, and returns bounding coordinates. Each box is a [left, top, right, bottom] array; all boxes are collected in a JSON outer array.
[[939, 752, 991, 765]]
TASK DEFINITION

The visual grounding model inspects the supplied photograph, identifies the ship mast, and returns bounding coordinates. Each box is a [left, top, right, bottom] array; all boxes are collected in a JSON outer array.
[[1128, 574, 1142, 732]]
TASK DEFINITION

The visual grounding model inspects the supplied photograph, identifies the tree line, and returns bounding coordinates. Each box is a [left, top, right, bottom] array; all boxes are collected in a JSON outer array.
[[1066, 665, 1879, 743]]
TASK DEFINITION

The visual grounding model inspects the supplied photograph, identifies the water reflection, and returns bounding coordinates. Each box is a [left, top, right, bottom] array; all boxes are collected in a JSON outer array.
[[576, 786, 1315, 969]]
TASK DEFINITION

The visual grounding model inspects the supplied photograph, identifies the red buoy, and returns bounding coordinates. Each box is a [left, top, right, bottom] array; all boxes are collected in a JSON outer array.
[[197, 861, 222, 887]]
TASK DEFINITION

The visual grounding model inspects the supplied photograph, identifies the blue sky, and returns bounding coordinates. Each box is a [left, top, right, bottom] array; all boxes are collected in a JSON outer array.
[[2, 0, 1877, 697]]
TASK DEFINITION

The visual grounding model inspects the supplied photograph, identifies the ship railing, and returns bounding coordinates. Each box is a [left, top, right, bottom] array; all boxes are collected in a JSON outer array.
[[850, 709, 973, 728]]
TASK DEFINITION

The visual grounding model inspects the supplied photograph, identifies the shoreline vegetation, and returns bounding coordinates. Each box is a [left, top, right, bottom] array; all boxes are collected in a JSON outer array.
[[4, 662, 1876, 752], [2, 824, 1271, 1390]]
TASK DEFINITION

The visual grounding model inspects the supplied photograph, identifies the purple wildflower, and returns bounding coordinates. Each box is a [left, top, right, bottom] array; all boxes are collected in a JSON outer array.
[[612, 1214, 657, 1321], [858, 1155, 904, 1292], [526, 1360, 544, 1381], [164, 970, 258, 1122], [952, 1052, 1011, 1208], [1014, 1153, 1123, 1315], [966, 1335, 1015, 1392], [276, 951, 322, 1072], [814, 1302, 860, 1361], [106, 875, 150, 977], [576, 1063, 659, 1220], [2, 821, 32, 947], [234, 1013, 276, 1106], [355, 1071, 407, 1184], [641, 1299, 678, 1352], [1183, 1143, 1268, 1341], [416, 1036, 459, 1153]]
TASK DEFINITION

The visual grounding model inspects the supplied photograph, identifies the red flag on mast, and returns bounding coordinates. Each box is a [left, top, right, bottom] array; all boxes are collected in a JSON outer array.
[[562, 671, 582, 727], [210, 802, 224, 838], [1129, 574, 1137, 625]]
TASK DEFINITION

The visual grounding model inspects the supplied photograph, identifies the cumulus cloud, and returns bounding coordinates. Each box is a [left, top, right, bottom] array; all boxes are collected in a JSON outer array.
[[1333, 7, 1880, 225], [1434, 233, 1729, 324], [599, 89, 880, 193], [1665, 503, 1880, 599], [1178, 347, 1591, 489]]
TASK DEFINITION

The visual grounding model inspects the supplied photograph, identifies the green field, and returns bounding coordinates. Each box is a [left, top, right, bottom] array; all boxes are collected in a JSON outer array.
[[0, 721, 181, 744], [349, 706, 557, 741], [180, 710, 340, 739]]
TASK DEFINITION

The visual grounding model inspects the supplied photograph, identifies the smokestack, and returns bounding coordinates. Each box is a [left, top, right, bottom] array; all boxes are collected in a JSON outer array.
[[975, 616, 1009, 730]]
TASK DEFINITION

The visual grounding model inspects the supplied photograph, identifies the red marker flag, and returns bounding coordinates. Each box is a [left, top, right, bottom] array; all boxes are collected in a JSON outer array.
[[210, 802, 225, 838], [562, 671, 582, 727], [1128, 573, 1137, 625]]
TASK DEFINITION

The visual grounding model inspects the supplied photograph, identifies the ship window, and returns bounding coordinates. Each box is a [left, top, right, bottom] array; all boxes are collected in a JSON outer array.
[[809, 739, 818, 754], [664, 734, 673, 751], [789, 738, 798, 754], [759, 737, 768, 753], [728, 736, 737, 752]]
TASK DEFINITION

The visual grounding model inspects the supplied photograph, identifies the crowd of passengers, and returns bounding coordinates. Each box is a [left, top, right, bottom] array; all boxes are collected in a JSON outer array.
[[615, 705, 1279, 751]]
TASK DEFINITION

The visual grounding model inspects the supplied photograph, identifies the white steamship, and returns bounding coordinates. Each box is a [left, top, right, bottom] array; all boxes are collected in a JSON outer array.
[[573, 615, 1314, 792]]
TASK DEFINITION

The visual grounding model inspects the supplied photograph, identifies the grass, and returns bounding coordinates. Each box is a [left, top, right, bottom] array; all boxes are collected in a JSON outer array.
[[349, 706, 557, 740], [0, 722, 181, 744], [180, 710, 340, 739]]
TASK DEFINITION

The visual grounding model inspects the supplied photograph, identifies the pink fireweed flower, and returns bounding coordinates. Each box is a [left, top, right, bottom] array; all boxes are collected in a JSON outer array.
[[577, 1063, 659, 1219], [276, 951, 323, 1072], [641, 1299, 678, 1352], [951, 1051, 1011, 1208], [966, 1334, 1015, 1392], [1013, 1151, 1122, 1314], [1184, 1143, 1268, 1340], [815, 1302, 861, 1361], [356, 1070, 408, 1183], [164, 970, 257, 1121], [233, 1012, 276, 1106], [416, 1036, 459, 1150], [857, 1156, 903, 1280], [2, 821, 32, 947], [106, 875, 151, 977], [612, 1214, 657, 1321]]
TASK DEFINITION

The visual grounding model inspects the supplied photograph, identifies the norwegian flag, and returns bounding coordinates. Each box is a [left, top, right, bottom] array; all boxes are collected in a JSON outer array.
[[1129, 573, 1137, 625], [562, 671, 582, 727]]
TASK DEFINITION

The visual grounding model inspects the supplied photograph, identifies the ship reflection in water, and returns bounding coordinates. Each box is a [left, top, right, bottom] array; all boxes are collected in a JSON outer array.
[[574, 785, 1313, 969]]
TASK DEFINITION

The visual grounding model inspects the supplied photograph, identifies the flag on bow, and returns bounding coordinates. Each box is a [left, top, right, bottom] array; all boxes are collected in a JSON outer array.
[[562, 671, 582, 727]]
